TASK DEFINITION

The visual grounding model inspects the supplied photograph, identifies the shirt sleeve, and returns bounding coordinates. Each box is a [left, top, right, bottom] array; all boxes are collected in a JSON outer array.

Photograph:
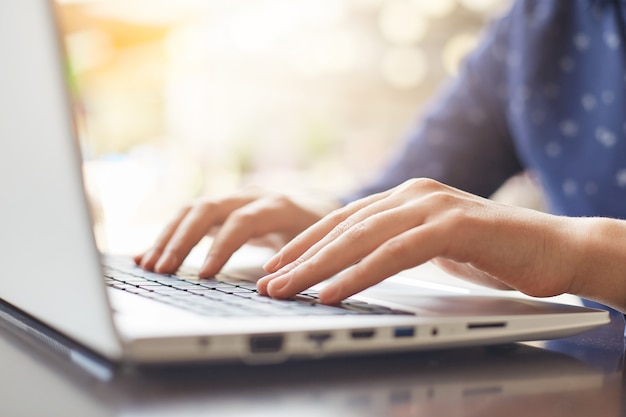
[[342, 10, 523, 204]]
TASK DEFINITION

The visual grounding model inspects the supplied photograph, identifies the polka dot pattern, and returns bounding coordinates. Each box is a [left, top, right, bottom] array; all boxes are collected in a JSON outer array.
[[347, 0, 626, 220], [490, 0, 626, 217]]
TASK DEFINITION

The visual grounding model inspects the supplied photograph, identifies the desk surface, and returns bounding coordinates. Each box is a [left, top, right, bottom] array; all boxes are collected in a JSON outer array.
[[1, 308, 624, 417]]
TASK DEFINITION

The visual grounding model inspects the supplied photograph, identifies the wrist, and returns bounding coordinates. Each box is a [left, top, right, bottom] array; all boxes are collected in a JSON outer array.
[[568, 217, 626, 311]]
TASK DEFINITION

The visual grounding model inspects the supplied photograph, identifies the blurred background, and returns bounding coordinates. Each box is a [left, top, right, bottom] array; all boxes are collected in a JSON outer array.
[[55, 0, 515, 255]]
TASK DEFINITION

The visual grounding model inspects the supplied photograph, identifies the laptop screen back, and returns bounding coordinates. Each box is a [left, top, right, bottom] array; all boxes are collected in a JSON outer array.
[[0, 1, 121, 359]]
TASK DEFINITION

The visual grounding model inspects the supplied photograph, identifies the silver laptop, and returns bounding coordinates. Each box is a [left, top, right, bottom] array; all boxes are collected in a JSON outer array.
[[0, 0, 609, 366]]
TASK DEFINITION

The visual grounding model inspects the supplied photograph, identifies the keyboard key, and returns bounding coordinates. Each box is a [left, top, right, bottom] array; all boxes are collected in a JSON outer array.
[[104, 261, 413, 317]]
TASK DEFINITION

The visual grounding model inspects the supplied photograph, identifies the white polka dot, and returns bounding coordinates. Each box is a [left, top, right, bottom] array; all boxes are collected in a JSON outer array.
[[573, 33, 590, 50], [563, 179, 577, 196], [581, 94, 597, 111], [617, 169, 626, 187], [601, 90, 615, 104], [584, 181, 598, 195], [545, 142, 562, 157], [604, 32, 621, 49], [596, 126, 617, 148], [559, 120, 578, 138], [559, 56, 575, 73]]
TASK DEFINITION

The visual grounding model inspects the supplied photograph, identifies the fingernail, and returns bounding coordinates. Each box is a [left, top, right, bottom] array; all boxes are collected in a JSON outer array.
[[200, 255, 218, 278], [139, 250, 155, 269], [319, 285, 338, 304], [155, 253, 175, 273], [256, 275, 272, 294], [267, 276, 290, 295]]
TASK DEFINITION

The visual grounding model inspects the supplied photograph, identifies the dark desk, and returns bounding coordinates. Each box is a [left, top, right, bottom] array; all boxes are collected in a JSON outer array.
[[1, 310, 624, 417]]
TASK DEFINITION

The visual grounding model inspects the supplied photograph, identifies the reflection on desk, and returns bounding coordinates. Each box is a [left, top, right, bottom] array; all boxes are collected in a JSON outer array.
[[0, 311, 623, 417]]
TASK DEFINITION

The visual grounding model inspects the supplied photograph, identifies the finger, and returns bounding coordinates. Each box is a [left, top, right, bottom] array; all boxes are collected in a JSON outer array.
[[133, 252, 145, 265], [259, 182, 460, 293], [139, 206, 191, 271], [258, 204, 370, 294], [264, 189, 394, 273], [319, 222, 450, 304], [262, 204, 425, 299], [261, 208, 349, 274], [257, 257, 307, 295], [258, 191, 415, 293], [262, 187, 413, 288], [154, 202, 225, 274], [199, 199, 292, 277]]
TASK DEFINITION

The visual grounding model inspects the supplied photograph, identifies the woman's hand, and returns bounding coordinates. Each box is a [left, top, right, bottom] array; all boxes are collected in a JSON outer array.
[[135, 186, 340, 278], [258, 178, 599, 306]]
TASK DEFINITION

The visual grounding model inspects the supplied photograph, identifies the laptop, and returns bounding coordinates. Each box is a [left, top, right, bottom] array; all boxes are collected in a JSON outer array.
[[0, 0, 610, 366]]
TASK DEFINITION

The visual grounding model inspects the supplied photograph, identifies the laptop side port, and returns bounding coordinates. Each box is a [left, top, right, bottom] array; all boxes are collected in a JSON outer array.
[[308, 332, 332, 345], [249, 335, 284, 353], [467, 322, 506, 330], [393, 326, 415, 338], [350, 329, 375, 339]]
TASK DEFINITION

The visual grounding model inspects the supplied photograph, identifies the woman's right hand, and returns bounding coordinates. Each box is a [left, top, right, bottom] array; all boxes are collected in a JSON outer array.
[[134, 186, 340, 278]]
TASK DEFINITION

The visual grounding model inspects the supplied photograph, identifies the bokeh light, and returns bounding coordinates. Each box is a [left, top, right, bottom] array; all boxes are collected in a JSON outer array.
[[378, 0, 428, 45], [381, 46, 428, 89], [411, 0, 456, 19], [442, 32, 480, 76], [56, 0, 506, 253], [458, 0, 512, 15]]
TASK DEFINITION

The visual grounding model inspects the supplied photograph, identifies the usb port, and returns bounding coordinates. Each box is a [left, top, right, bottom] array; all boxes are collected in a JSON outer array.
[[393, 327, 415, 338]]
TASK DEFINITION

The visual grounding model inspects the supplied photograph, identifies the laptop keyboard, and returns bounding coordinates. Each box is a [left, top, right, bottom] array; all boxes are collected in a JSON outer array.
[[103, 260, 413, 318]]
